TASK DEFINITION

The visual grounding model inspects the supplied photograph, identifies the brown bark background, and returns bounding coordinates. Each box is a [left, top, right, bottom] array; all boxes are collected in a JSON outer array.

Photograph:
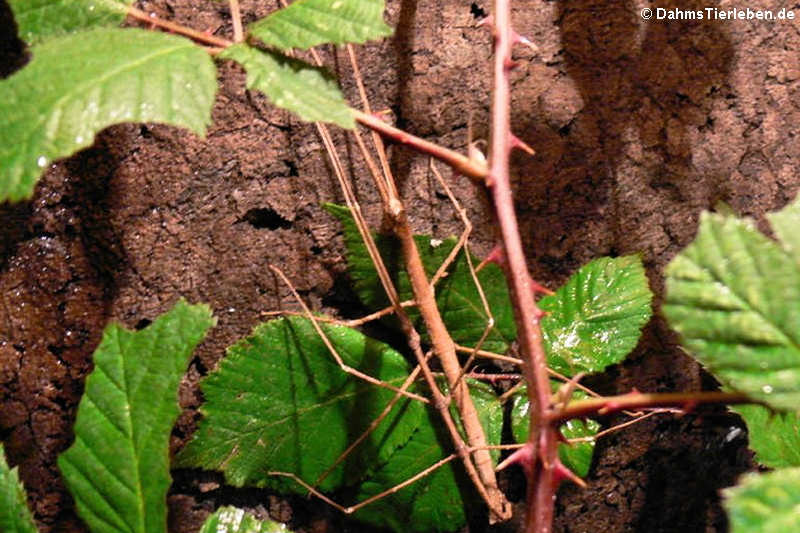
[[1, 1, 799, 532]]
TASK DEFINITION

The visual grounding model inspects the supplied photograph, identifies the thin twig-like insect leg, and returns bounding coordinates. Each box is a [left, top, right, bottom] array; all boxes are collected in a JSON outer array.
[[268, 444, 524, 514], [428, 166, 475, 287], [262, 300, 416, 328], [269, 265, 429, 404], [565, 410, 676, 444], [499, 382, 525, 404], [428, 161, 502, 392], [553, 372, 587, 411], [455, 344, 523, 365], [459, 344, 635, 407], [313, 352, 431, 489], [346, 443, 523, 513], [228, 0, 243, 42]]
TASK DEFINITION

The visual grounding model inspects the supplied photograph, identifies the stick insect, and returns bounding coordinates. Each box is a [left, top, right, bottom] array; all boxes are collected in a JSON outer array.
[[258, 40, 662, 527]]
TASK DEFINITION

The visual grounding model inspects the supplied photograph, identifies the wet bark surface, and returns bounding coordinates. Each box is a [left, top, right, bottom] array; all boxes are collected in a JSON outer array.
[[1, 0, 799, 531]]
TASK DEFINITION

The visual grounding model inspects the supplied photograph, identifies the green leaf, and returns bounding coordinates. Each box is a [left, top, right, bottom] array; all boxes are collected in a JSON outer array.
[[249, 0, 392, 51], [664, 211, 800, 412], [0, 444, 38, 533], [8, 0, 132, 45], [0, 28, 217, 202], [58, 301, 215, 533], [510, 385, 599, 477], [176, 316, 423, 493], [324, 203, 517, 354], [220, 44, 354, 129], [538, 256, 653, 375], [767, 196, 800, 267], [199, 506, 291, 533], [733, 405, 800, 469], [724, 467, 800, 533], [352, 380, 502, 533]]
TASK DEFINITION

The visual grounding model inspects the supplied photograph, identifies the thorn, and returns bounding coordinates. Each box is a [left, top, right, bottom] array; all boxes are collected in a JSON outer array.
[[468, 141, 488, 167], [531, 278, 554, 296], [374, 108, 393, 118], [681, 400, 698, 416], [496, 442, 534, 476], [512, 31, 539, 53], [370, 110, 392, 123], [477, 15, 494, 29], [477, 244, 506, 272], [510, 133, 535, 156], [553, 459, 587, 488], [598, 401, 621, 415], [503, 58, 518, 71]]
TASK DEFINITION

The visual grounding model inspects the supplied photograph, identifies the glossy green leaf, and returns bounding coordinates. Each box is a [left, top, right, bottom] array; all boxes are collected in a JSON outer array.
[[352, 380, 502, 533], [538, 256, 653, 375], [324, 203, 517, 354], [724, 467, 800, 533], [176, 316, 423, 493], [664, 211, 800, 412], [0, 444, 38, 533], [220, 44, 354, 129], [58, 301, 215, 533], [0, 28, 217, 202], [510, 385, 599, 477], [249, 0, 392, 51], [8, 0, 132, 45], [199, 506, 291, 533], [733, 405, 800, 468]]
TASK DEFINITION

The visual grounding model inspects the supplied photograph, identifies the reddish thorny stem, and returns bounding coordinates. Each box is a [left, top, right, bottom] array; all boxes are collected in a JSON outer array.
[[488, 2, 560, 532], [484, 4, 756, 532]]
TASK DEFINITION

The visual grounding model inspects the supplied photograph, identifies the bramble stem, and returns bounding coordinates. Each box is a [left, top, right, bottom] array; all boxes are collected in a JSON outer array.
[[488, 1, 556, 532], [551, 391, 753, 424], [353, 110, 488, 181]]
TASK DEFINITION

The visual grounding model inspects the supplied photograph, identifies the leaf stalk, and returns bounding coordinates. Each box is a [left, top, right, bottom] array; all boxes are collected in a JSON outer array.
[[128, 6, 233, 48]]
